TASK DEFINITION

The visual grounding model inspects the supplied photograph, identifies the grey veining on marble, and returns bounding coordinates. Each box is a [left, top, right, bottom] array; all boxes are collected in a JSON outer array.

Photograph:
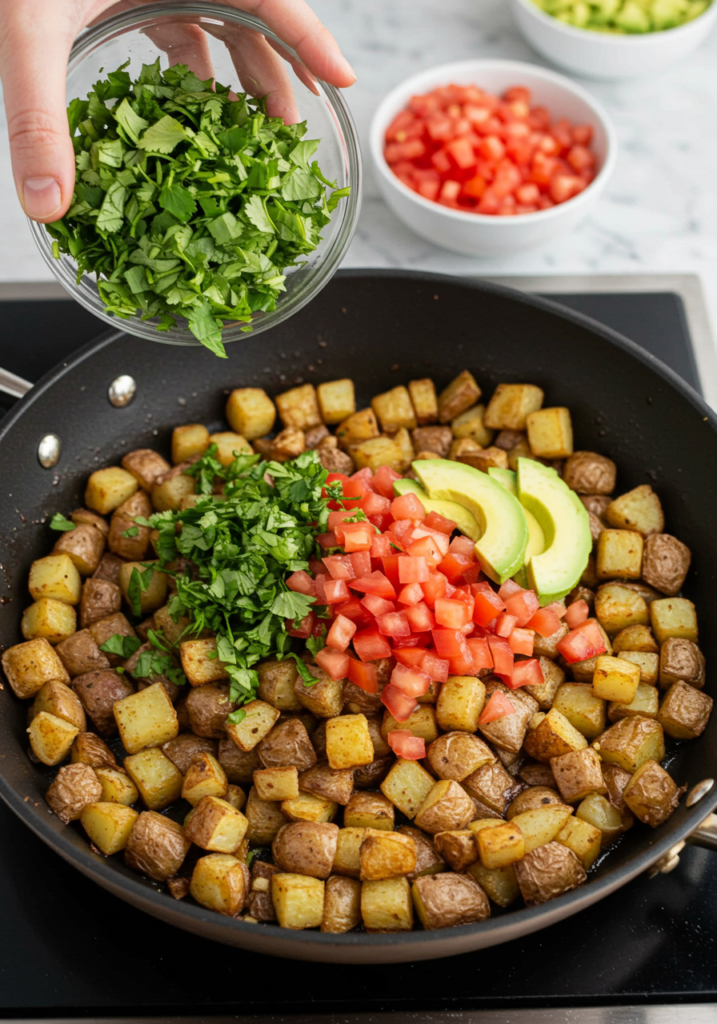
[[0, 0, 715, 335]]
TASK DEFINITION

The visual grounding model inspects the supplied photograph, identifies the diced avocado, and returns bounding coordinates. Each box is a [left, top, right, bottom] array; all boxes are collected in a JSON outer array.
[[516, 458, 592, 605], [393, 478, 481, 541], [614, 0, 653, 29], [413, 459, 528, 585], [488, 468, 547, 574], [651, 0, 687, 28]]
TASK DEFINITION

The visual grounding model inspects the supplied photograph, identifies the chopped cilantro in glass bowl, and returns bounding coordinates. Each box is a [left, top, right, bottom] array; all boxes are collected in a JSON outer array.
[[29, 1, 361, 354]]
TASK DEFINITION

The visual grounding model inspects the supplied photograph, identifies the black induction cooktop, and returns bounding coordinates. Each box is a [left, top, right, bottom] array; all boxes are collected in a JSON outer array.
[[0, 275, 715, 1019]]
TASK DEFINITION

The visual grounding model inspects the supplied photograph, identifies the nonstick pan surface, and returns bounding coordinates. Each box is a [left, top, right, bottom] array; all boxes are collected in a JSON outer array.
[[1, 270, 715, 963]]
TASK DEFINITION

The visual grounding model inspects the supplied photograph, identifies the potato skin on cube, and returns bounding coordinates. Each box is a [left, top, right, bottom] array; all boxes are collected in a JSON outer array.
[[46, 763, 102, 823], [597, 715, 665, 774], [124, 809, 190, 880], [299, 761, 354, 806], [257, 659, 302, 711], [21, 598, 77, 645], [359, 829, 416, 881], [85, 467, 138, 515], [272, 873, 325, 930], [108, 491, 152, 561], [121, 448, 171, 491], [657, 680, 713, 740], [484, 383, 543, 431], [72, 669, 135, 737], [28, 711, 79, 766], [427, 731, 495, 782], [344, 791, 395, 831], [81, 802, 139, 856], [658, 637, 705, 690], [54, 523, 106, 576], [71, 731, 117, 769], [30, 679, 85, 731], [433, 830, 478, 872], [551, 748, 606, 804], [245, 786, 288, 845], [272, 821, 339, 879], [642, 533, 691, 596], [380, 757, 435, 819], [124, 748, 183, 810], [95, 766, 139, 806], [113, 681, 179, 754], [258, 718, 317, 771], [325, 713, 374, 770], [464, 761, 519, 815], [118, 562, 167, 615], [190, 854, 249, 916], [523, 708, 588, 763], [226, 387, 276, 440], [294, 663, 344, 719], [412, 872, 490, 930], [182, 752, 229, 806], [361, 877, 413, 932], [184, 795, 249, 853], [514, 841, 587, 906], [321, 875, 361, 933], [505, 786, 565, 819], [186, 682, 236, 739], [333, 827, 367, 878], [623, 759, 683, 827], [576, 791, 628, 846], [1, 637, 70, 698], [414, 779, 475, 835], [438, 370, 482, 423], [563, 452, 616, 495]]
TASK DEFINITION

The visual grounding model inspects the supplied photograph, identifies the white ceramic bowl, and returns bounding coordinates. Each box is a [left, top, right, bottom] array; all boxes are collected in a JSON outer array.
[[369, 59, 617, 258], [509, 0, 717, 80]]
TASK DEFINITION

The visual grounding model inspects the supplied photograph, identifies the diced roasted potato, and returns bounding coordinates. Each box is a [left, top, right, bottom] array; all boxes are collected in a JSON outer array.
[[31, 679, 85, 731], [523, 708, 588, 762], [254, 766, 300, 802], [463, 761, 518, 815], [272, 872, 325, 929], [427, 731, 495, 782], [510, 805, 574, 853], [325, 712, 374, 770], [360, 829, 416, 881], [595, 583, 649, 634], [608, 681, 659, 723], [612, 624, 658, 654], [124, 748, 183, 810], [184, 795, 248, 853], [526, 657, 565, 710], [150, 464, 196, 512], [592, 655, 641, 704], [658, 637, 705, 690], [596, 530, 644, 581], [180, 638, 228, 687], [313, 378, 355, 425], [484, 383, 544, 431], [361, 876, 413, 932], [275, 383, 321, 431], [465, 859, 519, 908], [87, 613, 137, 666], [657, 680, 713, 740], [411, 425, 451, 459], [118, 561, 167, 615], [46, 763, 102, 823], [28, 711, 79, 765], [216, 737, 260, 786], [407, 379, 438, 425], [2, 637, 70, 699], [514, 841, 587, 906], [642, 533, 691, 596], [623, 759, 683, 827], [436, 675, 486, 733], [563, 452, 616, 495], [505, 786, 566, 819], [451, 404, 493, 447], [171, 424, 209, 464], [449, 436, 482, 462], [182, 752, 229, 806], [81, 801, 139, 855], [478, 685, 533, 753], [526, 407, 573, 459], [71, 731, 117, 769], [85, 466, 138, 515], [333, 827, 367, 878], [596, 715, 665, 774], [282, 791, 339, 823], [476, 820, 525, 869], [190, 853, 249, 916], [273, 820, 339, 879], [226, 387, 276, 440], [438, 370, 482, 423], [651, 597, 698, 645], [53, 523, 106, 576], [380, 758, 435, 819], [321, 875, 361, 933], [350, 434, 408, 473], [606, 485, 664, 537], [107, 490, 152, 561], [245, 785, 288, 845], [345, 791, 395, 831], [95, 766, 139, 805], [185, 683, 235, 740], [294, 663, 344, 719], [79, 578, 122, 629], [29, 553, 82, 606], [335, 408, 379, 450], [258, 718, 317, 771], [433, 829, 478, 872], [372, 386, 417, 433], [299, 761, 354, 807], [121, 448, 171, 491], [554, 815, 602, 869], [113, 681, 178, 754], [21, 598, 76, 645], [415, 779, 475, 835], [412, 872, 490, 930], [615, 651, 659, 686], [225, 699, 280, 752], [208, 431, 254, 466], [382, 704, 438, 744], [550, 747, 606, 804], [456, 446, 510, 473]]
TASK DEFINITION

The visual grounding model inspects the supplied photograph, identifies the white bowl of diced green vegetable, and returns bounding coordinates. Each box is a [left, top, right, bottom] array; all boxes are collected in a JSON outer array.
[[509, 0, 716, 79]]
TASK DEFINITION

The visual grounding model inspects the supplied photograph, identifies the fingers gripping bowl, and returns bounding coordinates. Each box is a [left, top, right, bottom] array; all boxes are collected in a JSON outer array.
[[1, 273, 716, 963]]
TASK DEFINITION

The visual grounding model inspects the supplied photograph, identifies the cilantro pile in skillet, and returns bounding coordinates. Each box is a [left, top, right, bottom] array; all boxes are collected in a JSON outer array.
[[45, 60, 350, 357]]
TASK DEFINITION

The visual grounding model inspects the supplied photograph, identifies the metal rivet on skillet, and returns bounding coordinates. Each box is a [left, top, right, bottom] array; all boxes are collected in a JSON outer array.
[[37, 434, 61, 469], [108, 375, 137, 408], [686, 779, 715, 807]]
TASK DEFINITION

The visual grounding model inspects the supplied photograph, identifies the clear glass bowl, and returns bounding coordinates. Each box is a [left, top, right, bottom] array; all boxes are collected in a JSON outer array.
[[29, 0, 361, 346]]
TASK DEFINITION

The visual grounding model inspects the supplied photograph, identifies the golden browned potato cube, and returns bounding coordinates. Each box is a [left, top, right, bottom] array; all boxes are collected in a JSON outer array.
[[612, 624, 659, 654], [650, 597, 698, 645], [276, 383, 321, 431], [477, 821, 525, 869], [80, 802, 138, 855], [361, 876, 413, 932], [226, 699, 280, 753], [350, 434, 408, 473], [124, 748, 183, 810], [171, 423, 209, 464], [28, 553, 82, 606], [316, 379, 356, 425], [449, 437, 481, 460], [380, 758, 436, 819], [606, 485, 664, 536], [31, 679, 85, 731], [438, 370, 482, 423], [552, 684, 607, 741], [121, 448, 171, 491], [427, 732, 495, 783], [396, 825, 445, 881], [393, 426, 415, 469], [616, 651, 659, 686], [524, 708, 588, 763], [257, 659, 302, 711], [642, 533, 691, 596], [150, 465, 196, 512], [433, 829, 478, 872], [281, 792, 338, 823], [372, 386, 417, 433], [208, 431, 253, 466], [576, 792, 627, 846], [224, 784, 246, 812], [408, 379, 439, 425], [596, 530, 644, 581], [46, 762, 102, 823], [294, 664, 344, 719], [412, 873, 490, 929], [623, 759, 682, 827], [484, 383, 544, 430], [21, 598, 76, 645], [333, 827, 366, 878], [522, 657, 563, 711], [336, 408, 379, 449], [95, 766, 139, 805], [254, 766, 299, 802], [118, 561, 167, 615], [608, 682, 659, 723], [597, 715, 665, 773], [514, 841, 587, 906], [112, 681, 178, 754], [595, 583, 649, 634], [451, 404, 493, 447], [457, 446, 510, 472], [435, 675, 485, 733], [657, 680, 713, 740], [185, 795, 249, 853], [245, 786, 287, 844], [554, 815, 602, 869], [299, 761, 354, 806], [360, 829, 416, 881], [526, 407, 573, 459], [592, 655, 641, 704], [272, 873, 324, 929], [326, 713, 374, 770], [551, 747, 606, 804], [85, 467, 138, 515], [1, 637, 70, 698], [345, 791, 395, 831], [658, 637, 705, 689], [508, 788, 567, 821], [466, 860, 519, 908], [321, 875, 361, 933], [179, 637, 228, 686], [415, 779, 475, 835], [509, 805, 573, 854], [191, 853, 249, 916], [182, 752, 229, 806], [27, 711, 78, 765], [381, 704, 438, 743], [226, 387, 276, 440]]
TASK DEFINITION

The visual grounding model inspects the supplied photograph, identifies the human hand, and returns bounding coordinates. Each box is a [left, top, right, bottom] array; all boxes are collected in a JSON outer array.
[[0, 0, 355, 222]]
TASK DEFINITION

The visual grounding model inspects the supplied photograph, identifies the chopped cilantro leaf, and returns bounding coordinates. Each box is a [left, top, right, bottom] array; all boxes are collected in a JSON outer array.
[[49, 513, 76, 532], [99, 633, 142, 659]]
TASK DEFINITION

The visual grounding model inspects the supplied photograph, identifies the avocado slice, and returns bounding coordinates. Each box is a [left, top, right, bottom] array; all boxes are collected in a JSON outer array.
[[488, 467, 547, 566], [393, 478, 481, 541], [516, 457, 592, 604], [413, 459, 528, 584]]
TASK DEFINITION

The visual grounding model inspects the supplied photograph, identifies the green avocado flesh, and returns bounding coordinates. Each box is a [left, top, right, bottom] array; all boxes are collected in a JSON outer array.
[[413, 459, 528, 585], [516, 457, 592, 604], [531, 0, 710, 33], [488, 468, 546, 583], [393, 478, 482, 541]]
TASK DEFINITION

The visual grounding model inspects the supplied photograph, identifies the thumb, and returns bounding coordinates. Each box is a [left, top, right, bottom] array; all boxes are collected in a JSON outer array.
[[0, 3, 77, 222]]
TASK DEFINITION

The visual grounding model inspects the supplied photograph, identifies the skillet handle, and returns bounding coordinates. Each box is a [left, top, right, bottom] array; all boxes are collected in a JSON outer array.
[[686, 812, 717, 852], [0, 366, 32, 399]]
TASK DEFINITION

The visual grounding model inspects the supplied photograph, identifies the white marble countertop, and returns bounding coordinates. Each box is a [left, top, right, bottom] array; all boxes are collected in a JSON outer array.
[[1, 0, 715, 340]]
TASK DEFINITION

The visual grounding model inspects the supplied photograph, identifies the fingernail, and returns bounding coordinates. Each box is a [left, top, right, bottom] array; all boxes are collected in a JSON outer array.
[[23, 177, 62, 220], [337, 55, 357, 84]]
